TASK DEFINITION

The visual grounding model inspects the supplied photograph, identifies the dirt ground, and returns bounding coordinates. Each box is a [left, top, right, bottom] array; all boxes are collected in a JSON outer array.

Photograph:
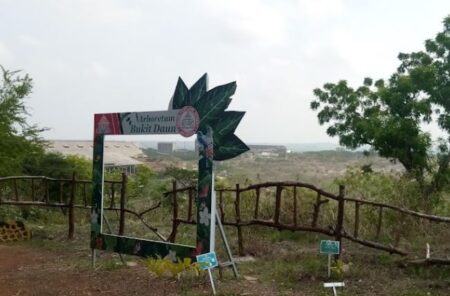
[[2, 241, 450, 296], [1, 228, 449, 296], [0, 243, 274, 296], [0, 244, 167, 296]]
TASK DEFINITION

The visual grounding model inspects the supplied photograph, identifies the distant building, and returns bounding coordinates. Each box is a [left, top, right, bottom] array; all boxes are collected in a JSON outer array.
[[157, 142, 174, 154], [248, 145, 287, 158], [47, 140, 146, 175]]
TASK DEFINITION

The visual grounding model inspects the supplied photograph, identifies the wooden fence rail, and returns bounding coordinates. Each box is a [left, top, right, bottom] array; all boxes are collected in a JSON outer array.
[[0, 173, 159, 239], [167, 181, 450, 257], [1, 176, 449, 258]]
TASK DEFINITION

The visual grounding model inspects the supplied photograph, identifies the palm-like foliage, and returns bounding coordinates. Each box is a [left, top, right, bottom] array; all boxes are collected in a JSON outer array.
[[170, 74, 249, 161]]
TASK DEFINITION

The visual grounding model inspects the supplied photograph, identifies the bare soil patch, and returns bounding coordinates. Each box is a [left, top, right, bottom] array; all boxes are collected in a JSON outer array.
[[0, 244, 169, 296], [0, 243, 274, 296]]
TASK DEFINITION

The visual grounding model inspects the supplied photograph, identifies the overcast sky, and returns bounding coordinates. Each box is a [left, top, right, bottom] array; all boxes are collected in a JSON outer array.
[[1, 0, 449, 144]]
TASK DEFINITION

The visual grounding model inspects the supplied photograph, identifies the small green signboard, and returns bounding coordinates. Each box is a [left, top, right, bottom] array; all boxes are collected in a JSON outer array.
[[320, 240, 340, 254], [196, 251, 218, 270]]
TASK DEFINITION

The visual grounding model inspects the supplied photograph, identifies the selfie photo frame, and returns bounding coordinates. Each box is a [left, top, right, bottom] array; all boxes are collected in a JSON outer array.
[[90, 74, 249, 260]]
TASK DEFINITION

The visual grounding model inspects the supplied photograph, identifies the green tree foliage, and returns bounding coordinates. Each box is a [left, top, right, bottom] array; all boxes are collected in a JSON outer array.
[[162, 166, 197, 187], [23, 153, 92, 179], [311, 16, 450, 199], [0, 66, 45, 176], [336, 167, 421, 207], [65, 155, 92, 179], [23, 152, 73, 178], [22, 153, 92, 208], [128, 165, 166, 201]]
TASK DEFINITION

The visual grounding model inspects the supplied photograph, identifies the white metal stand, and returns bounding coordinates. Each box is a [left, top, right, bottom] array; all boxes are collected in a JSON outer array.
[[210, 169, 238, 278], [216, 211, 239, 278], [207, 268, 217, 295], [324, 282, 345, 296], [210, 172, 216, 252], [327, 253, 331, 278]]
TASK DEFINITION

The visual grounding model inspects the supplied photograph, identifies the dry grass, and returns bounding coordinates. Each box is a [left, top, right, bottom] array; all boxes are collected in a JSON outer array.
[[0, 220, 447, 296]]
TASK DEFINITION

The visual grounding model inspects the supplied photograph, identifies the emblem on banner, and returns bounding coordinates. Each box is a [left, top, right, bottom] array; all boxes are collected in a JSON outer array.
[[176, 106, 200, 137]]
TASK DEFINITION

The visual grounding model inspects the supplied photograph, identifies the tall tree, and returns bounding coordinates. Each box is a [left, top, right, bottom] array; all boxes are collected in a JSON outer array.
[[0, 66, 45, 176], [310, 16, 450, 199]]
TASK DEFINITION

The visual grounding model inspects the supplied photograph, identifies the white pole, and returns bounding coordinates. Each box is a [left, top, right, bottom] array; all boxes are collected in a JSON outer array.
[[208, 268, 217, 295], [100, 143, 105, 233], [210, 171, 216, 252], [327, 254, 331, 278]]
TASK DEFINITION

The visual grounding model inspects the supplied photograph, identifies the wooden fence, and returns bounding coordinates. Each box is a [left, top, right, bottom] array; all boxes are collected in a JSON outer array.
[[167, 181, 450, 257], [0, 173, 163, 239], [1, 176, 449, 258]]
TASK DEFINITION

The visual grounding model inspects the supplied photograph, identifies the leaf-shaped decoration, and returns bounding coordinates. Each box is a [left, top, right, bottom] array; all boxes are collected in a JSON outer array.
[[170, 78, 189, 109], [213, 134, 249, 161], [167, 74, 249, 160], [194, 82, 236, 130], [188, 73, 208, 106], [213, 111, 245, 137]]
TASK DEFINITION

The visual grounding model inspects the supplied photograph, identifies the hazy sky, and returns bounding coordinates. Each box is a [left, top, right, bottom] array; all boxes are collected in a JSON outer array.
[[1, 0, 449, 144]]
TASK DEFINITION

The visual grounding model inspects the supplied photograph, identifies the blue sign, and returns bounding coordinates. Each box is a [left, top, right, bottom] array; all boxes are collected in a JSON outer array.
[[320, 240, 340, 254], [196, 251, 218, 270]]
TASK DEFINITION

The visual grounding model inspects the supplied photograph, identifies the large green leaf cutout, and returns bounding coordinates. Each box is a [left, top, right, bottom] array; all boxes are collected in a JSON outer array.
[[171, 78, 188, 109], [194, 83, 235, 129], [213, 111, 245, 137], [213, 134, 249, 161], [170, 74, 249, 161], [188, 73, 208, 106]]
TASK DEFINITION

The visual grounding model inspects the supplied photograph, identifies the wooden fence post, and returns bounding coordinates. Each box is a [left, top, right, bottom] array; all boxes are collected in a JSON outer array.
[[254, 188, 260, 219], [59, 181, 64, 203], [14, 179, 19, 201], [68, 172, 76, 240], [354, 201, 360, 238], [31, 178, 35, 201], [235, 184, 244, 256], [274, 186, 282, 225], [169, 180, 178, 243], [188, 188, 193, 222], [312, 192, 322, 227], [375, 207, 383, 240], [45, 179, 50, 203], [82, 183, 87, 207], [334, 185, 345, 257], [110, 183, 115, 208], [119, 173, 127, 236], [293, 186, 298, 226]]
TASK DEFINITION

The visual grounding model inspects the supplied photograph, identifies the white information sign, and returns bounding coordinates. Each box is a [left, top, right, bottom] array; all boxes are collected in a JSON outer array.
[[97, 106, 200, 137]]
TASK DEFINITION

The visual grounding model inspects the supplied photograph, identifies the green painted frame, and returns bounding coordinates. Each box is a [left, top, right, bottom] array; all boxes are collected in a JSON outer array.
[[90, 74, 249, 260]]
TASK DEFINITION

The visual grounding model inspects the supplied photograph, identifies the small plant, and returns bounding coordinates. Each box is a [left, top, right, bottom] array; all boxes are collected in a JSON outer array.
[[330, 259, 349, 280], [144, 256, 201, 279]]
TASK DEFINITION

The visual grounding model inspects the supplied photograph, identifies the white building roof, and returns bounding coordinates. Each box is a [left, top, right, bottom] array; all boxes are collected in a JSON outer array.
[[47, 140, 145, 166]]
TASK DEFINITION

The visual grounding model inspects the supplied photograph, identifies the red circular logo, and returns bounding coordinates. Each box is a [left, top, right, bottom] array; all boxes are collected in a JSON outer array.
[[176, 106, 200, 137]]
